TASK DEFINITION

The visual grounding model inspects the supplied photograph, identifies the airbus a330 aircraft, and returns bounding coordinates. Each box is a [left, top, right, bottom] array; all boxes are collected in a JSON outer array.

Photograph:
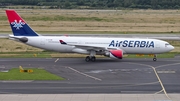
[[6, 10, 174, 62]]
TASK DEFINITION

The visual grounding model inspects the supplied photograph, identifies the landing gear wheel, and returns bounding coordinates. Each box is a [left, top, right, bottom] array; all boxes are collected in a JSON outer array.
[[91, 56, 96, 62], [85, 56, 96, 62], [85, 56, 91, 62], [153, 58, 157, 61]]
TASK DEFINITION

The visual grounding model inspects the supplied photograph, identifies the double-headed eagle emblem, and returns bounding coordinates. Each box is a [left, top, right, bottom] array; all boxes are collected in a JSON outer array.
[[11, 20, 25, 30]]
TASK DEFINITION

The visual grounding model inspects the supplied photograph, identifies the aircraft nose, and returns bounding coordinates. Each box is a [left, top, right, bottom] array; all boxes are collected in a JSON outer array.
[[169, 45, 174, 51]]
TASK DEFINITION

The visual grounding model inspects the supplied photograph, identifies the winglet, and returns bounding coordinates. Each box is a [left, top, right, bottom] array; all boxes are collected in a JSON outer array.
[[6, 9, 38, 36], [59, 40, 67, 44]]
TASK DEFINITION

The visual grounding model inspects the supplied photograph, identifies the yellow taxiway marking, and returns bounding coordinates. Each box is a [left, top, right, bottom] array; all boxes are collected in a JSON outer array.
[[121, 81, 160, 87], [155, 89, 164, 94], [127, 62, 171, 100], [155, 62, 180, 69], [65, 66, 102, 81], [54, 58, 59, 63], [157, 71, 175, 73]]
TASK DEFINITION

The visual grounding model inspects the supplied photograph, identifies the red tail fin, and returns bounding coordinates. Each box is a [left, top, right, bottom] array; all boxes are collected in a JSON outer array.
[[6, 10, 25, 24], [6, 9, 38, 36]]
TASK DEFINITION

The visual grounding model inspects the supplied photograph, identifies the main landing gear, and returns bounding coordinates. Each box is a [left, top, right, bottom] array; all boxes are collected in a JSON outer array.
[[85, 56, 96, 62], [153, 54, 157, 61], [85, 50, 96, 62]]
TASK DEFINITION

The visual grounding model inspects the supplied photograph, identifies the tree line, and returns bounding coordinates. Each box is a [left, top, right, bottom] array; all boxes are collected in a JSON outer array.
[[1, 0, 180, 9]]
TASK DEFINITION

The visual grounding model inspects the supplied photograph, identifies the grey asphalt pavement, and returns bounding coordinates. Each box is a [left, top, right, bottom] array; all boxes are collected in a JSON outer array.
[[0, 57, 180, 94]]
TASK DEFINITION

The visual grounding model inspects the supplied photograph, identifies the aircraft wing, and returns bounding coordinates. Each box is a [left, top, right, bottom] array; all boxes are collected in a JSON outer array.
[[59, 40, 117, 51], [71, 44, 109, 51]]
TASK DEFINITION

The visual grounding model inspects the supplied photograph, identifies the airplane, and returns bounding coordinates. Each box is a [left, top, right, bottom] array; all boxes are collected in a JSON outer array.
[[5, 9, 174, 62]]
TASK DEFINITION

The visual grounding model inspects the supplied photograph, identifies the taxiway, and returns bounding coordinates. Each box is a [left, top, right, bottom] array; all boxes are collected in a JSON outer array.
[[0, 57, 180, 95]]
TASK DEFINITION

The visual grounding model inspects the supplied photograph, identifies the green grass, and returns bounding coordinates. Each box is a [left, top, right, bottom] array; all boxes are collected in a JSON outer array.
[[13, 16, 105, 21], [2, 9, 180, 33], [1, 31, 180, 34], [0, 51, 178, 58], [0, 16, 7, 21], [127, 52, 178, 58], [0, 52, 52, 58], [25, 31, 180, 34], [0, 68, 64, 80]]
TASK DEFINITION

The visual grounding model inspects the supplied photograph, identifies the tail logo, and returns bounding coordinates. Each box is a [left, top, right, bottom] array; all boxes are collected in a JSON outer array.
[[11, 20, 25, 30]]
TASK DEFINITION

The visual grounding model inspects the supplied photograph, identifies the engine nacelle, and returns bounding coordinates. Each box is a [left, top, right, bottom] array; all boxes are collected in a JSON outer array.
[[104, 50, 123, 59]]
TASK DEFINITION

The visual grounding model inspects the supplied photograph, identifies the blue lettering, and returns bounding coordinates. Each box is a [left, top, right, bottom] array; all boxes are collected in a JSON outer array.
[[128, 41, 134, 47], [116, 41, 119, 47], [109, 40, 155, 48], [146, 41, 149, 47], [140, 41, 146, 48], [118, 41, 123, 47], [149, 41, 154, 48], [134, 41, 140, 47], [109, 40, 114, 47], [123, 40, 128, 47]]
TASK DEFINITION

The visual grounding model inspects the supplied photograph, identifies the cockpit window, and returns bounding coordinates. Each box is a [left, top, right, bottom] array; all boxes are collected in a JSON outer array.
[[165, 43, 170, 47]]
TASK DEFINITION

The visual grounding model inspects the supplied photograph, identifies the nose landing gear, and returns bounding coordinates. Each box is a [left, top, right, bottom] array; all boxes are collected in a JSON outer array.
[[153, 54, 157, 61]]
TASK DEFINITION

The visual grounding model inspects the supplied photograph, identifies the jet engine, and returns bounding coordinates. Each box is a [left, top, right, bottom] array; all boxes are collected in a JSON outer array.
[[104, 50, 123, 59]]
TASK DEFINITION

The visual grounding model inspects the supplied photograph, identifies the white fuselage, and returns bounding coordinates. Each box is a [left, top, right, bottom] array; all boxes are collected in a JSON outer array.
[[17, 36, 174, 55]]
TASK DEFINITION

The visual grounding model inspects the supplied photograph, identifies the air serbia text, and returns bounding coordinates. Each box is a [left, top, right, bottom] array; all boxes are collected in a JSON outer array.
[[109, 40, 155, 48]]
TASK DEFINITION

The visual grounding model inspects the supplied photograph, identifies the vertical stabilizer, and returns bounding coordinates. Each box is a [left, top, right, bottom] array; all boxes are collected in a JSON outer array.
[[6, 10, 38, 36]]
